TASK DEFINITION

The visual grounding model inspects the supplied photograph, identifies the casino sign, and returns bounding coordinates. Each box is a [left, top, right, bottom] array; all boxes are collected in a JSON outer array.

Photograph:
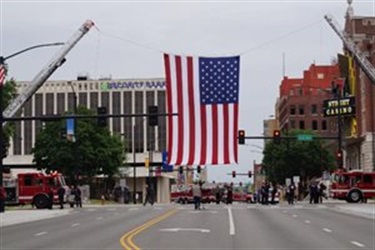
[[323, 96, 355, 117]]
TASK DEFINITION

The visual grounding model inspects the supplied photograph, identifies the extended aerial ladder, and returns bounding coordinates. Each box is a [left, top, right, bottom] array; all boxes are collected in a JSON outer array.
[[324, 14, 375, 85], [2, 20, 95, 125]]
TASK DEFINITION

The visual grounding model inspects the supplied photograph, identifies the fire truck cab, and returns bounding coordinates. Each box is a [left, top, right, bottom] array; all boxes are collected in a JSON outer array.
[[3, 170, 69, 209], [329, 169, 375, 203]]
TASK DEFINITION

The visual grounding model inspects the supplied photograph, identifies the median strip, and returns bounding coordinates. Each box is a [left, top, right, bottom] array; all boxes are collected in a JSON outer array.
[[119, 208, 177, 250]]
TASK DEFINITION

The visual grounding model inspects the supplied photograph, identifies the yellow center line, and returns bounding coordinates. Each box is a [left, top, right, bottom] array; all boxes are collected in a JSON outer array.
[[119, 208, 178, 250]]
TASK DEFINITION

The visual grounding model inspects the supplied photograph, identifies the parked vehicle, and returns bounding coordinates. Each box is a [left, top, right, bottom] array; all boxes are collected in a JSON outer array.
[[329, 169, 375, 203], [3, 169, 70, 209]]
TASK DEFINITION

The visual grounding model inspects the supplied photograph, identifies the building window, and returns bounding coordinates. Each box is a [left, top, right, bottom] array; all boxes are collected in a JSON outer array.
[[299, 120, 305, 129], [299, 105, 304, 115], [290, 120, 296, 129], [311, 104, 317, 114], [322, 120, 327, 130], [298, 88, 303, 96], [289, 89, 294, 96], [290, 105, 296, 115], [312, 120, 318, 130]]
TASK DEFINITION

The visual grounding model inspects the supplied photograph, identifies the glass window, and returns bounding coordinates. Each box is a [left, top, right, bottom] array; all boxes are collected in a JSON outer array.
[[311, 104, 317, 114], [312, 120, 318, 130], [290, 105, 296, 115], [290, 120, 296, 129], [299, 121, 305, 129], [363, 175, 372, 184], [299, 105, 304, 115], [322, 120, 327, 130], [24, 175, 33, 186]]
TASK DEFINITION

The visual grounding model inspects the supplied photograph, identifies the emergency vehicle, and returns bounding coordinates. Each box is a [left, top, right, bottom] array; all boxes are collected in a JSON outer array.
[[3, 169, 70, 209], [329, 169, 375, 203]]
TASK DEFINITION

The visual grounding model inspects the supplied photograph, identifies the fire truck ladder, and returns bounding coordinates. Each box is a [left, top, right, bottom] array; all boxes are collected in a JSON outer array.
[[2, 20, 95, 126], [324, 14, 375, 85]]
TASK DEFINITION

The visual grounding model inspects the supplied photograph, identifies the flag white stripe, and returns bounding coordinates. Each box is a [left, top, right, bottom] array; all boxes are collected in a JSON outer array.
[[193, 57, 201, 165], [206, 105, 213, 165], [181, 57, 190, 165], [169, 58, 178, 165], [228, 104, 236, 163], [217, 105, 224, 164]]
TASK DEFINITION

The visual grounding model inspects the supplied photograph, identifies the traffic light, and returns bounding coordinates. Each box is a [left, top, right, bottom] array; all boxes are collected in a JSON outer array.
[[248, 171, 252, 178], [179, 166, 183, 174], [238, 130, 245, 144], [273, 130, 281, 145], [197, 165, 201, 174], [97, 106, 107, 127], [336, 149, 343, 168], [232, 171, 236, 178], [148, 105, 158, 126]]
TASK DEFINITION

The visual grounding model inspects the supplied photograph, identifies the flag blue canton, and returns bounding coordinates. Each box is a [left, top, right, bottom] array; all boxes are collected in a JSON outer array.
[[199, 56, 240, 105]]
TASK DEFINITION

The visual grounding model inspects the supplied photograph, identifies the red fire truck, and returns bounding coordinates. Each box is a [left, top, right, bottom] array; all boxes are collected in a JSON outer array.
[[329, 169, 375, 203], [3, 170, 70, 209]]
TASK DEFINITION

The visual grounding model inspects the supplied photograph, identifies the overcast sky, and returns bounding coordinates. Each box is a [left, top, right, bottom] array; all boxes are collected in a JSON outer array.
[[1, 0, 374, 183]]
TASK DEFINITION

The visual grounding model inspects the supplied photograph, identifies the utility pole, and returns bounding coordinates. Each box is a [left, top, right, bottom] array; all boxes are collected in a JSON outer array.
[[0, 56, 5, 213]]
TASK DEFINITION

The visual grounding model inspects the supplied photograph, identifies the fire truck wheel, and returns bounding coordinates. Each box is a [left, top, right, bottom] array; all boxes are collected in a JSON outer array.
[[33, 194, 50, 209], [348, 190, 362, 203]]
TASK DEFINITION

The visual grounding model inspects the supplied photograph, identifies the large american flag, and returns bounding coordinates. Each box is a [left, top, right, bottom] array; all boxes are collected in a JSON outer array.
[[164, 54, 240, 166], [0, 64, 5, 87]]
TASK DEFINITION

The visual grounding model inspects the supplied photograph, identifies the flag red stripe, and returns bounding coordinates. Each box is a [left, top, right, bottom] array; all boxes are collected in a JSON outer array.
[[163, 54, 173, 164], [200, 105, 207, 165], [233, 104, 239, 163], [211, 104, 218, 164], [223, 105, 230, 164], [187, 57, 196, 164], [175, 56, 184, 164]]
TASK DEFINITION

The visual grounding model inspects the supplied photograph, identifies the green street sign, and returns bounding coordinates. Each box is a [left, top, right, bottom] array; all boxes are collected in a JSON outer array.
[[297, 134, 313, 141]]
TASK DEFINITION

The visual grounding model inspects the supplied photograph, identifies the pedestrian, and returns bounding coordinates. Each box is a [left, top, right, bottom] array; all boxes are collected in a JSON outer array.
[[226, 183, 233, 205], [74, 185, 82, 208], [287, 183, 296, 205], [214, 184, 221, 204], [143, 182, 154, 206], [261, 181, 269, 205], [270, 183, 278, 205], [48, 189, 54, 209], [192, 182, 202, 210], [57, 185, 65, 209], [318, 182, 327, 203], [309, 182, 317, 204], [123, 186, 130, 204]]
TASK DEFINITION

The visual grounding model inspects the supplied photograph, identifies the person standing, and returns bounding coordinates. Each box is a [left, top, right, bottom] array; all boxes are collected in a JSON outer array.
[[192, 182, 202, 210], [270, 183, 278, 205], [48, 189, 54, 209], [309, 182, 317, 204], [57, 185, 65, 209], [143, 183, 154, 206], [74, 185, 82, 208], [226, 183, 233, 205]]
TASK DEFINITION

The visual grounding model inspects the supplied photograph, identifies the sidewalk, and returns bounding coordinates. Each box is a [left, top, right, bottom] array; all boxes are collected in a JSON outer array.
[[330, 203, 375, 219]]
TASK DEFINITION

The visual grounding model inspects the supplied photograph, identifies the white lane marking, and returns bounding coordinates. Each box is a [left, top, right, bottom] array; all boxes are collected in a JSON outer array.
[[96, 217, 103, 220], [129, 208, 139, 211], [35, 231, 47, 236], [71, 223, 80, 227], [350, 241, 365, 248], [322, 228, 332, 233], [305, 220, 311, 224], [292, 214, 298, 218], [159, 228, 210, 233], [228, 207, 235, 236], [188, 210, 218, 214], [106, 208, 116, 211]]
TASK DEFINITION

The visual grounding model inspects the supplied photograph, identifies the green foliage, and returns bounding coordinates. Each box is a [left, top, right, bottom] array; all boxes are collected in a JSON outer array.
[[32, 106, 126, 182], [2, 78, 18, 153], [262, 129, 335, 185]]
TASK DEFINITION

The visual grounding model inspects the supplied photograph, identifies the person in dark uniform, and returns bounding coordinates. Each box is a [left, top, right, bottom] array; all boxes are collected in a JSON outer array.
[[143, 183, 154, 206], [57, 185, 65, 209], [48, 189, 54, 209], [74, 185, 82, 208]]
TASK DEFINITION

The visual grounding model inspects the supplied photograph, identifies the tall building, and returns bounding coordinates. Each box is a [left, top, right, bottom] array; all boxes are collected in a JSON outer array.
[[342, 2, 375, 171], [276, 64, 341, 151], [4, 77, 174, 203]]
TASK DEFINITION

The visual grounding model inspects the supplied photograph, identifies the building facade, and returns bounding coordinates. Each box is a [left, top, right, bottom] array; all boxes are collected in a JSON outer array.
[[342, 3, 375, 172], [4, 77, 175, 203]]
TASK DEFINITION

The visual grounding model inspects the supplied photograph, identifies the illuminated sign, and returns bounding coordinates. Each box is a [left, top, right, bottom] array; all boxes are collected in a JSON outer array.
[[100, 80, 166, 90], [323, 96, 355, 117]]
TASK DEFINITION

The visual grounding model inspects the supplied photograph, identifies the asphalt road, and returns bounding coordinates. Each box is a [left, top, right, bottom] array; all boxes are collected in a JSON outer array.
[[0, 203, 374, 250]]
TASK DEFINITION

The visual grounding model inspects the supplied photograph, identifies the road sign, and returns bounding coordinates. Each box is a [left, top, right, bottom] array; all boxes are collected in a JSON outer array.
[[297, 134, 313, 141]]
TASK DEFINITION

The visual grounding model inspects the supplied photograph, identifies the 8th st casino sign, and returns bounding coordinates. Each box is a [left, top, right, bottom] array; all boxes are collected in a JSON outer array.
[[323, 96, 356, 117]]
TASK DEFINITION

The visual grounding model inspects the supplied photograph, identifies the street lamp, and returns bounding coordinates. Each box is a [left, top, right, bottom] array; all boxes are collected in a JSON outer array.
[[0, 42, 64, 213]]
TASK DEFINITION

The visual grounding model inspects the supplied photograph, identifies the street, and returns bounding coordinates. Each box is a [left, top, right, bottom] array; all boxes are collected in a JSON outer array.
[[0, 202, 374, 250]]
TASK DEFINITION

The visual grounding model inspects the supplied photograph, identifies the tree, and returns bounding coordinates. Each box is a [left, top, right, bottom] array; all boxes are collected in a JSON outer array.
[[32, 106, 126, 182], [262, 129, 335, 185]]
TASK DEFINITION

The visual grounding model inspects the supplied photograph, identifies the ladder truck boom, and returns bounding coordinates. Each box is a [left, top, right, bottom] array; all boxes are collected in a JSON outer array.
[[324, 14, 375, 85], [2, 20, 95, 124]]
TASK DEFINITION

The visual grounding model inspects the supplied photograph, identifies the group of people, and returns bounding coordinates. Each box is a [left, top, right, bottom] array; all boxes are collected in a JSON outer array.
[[255, 181, 280, 205], [48, 185, 82, 209], [308, 181, 327, 204]]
